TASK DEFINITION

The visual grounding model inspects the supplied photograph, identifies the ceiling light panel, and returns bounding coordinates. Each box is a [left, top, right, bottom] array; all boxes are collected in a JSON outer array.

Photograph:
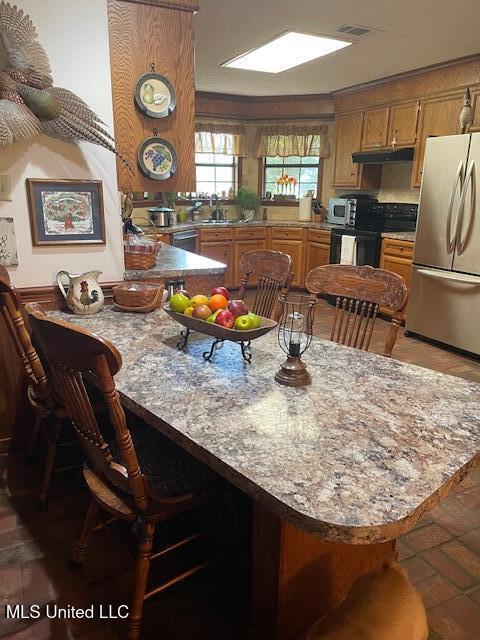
[[221, 31, 352, 74]]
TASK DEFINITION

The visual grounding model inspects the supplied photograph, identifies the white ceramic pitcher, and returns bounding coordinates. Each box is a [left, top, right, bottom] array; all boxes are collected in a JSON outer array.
[[56, 270, 104, 315]]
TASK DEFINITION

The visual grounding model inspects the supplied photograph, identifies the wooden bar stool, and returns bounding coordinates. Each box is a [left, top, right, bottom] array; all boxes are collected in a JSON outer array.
[[0, 266, 68, 505], [305, 264, 408, 357], [26, 303, 226, 640], [237, 249, 293, 321]]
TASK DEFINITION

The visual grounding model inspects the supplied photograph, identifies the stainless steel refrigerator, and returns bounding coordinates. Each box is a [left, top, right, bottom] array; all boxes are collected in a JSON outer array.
[[406, 133, 480, 355]]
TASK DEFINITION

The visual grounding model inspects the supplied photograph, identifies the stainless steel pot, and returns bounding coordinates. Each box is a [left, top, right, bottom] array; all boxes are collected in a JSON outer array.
[[147, 207, 174, 227]]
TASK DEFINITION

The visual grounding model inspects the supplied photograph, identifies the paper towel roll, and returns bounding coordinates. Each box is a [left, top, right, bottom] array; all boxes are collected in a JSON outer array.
[[298, 196, 313, 221]]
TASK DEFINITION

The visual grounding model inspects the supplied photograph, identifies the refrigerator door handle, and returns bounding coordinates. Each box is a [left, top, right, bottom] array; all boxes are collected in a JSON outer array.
[[417, 268, 480, 285], [456, 161, 476, 255], [445, 161, 465, 254]]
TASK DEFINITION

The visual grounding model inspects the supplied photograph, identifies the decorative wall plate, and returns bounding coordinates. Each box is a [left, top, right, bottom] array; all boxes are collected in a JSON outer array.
[[138, 137, 178, 181], [134, 73, 176, 119]]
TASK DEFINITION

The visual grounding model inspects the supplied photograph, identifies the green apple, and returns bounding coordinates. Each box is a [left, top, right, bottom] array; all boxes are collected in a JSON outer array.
[[207, 309, 221, 323], [234, 314, 256, 331], [170, 292, 190, 313], [247, 312, 262, 329]]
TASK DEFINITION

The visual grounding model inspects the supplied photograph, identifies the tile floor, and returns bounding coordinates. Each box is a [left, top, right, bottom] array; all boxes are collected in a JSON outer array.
[[0, 300, 479, 639]]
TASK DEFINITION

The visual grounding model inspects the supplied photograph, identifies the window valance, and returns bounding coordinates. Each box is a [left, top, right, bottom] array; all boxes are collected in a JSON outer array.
[[195, 122, 246, 156], [254, 125, 330, 158]]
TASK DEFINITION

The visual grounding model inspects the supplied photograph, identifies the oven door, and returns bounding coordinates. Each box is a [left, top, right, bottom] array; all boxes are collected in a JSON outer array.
[[328, 198, 352, 225]]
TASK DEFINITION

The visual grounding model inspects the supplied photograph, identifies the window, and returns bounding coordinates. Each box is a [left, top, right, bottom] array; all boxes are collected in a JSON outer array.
[[263, 156, 320, 198], [195, 153, 238, 198]]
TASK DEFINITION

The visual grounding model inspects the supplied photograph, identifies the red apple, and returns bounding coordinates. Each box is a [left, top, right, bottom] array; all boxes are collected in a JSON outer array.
[[175, 288, 190, 298], [192, 304, 212, 320], [215, 309, 235, 329], [211, 286, 230, 300], [228, 299, 248, 318]]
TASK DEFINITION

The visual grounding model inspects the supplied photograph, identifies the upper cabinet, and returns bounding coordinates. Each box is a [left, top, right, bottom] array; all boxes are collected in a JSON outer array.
[[387, 101, 419, 148], [333, 111, 382, 189], [411, 93, 465, 188], [361, 107, 389, 149], [107, 0, 197, 192]]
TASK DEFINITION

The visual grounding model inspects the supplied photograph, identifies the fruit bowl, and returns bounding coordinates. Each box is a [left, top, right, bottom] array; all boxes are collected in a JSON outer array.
[[163, 304, 277, 361]]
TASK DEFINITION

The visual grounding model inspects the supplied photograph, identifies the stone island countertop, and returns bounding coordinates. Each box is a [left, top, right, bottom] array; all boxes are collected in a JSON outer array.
[[124, 243, 226, 280], [52, 307, 480, 544]]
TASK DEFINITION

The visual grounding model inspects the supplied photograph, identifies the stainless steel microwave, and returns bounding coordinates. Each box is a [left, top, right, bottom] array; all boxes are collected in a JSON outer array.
[[327, 196, 378, 226]]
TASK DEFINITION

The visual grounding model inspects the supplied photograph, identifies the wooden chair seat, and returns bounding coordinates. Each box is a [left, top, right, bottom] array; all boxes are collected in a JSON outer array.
[[108, 420, 222, 501]]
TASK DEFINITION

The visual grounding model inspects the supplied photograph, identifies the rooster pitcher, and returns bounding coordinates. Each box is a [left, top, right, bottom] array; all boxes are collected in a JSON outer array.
[[56, 270, 104, 315]]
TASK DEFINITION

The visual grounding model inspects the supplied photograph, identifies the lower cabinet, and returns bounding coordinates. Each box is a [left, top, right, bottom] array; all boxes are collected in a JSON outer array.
[[305, 229, 332, 284], [270, 239, 304, 287], [379, 237, 415, 315], [199, 241, 234, 288]]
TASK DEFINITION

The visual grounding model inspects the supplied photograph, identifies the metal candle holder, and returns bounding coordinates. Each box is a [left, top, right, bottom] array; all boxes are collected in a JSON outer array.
[[275, 293, 317, 387]]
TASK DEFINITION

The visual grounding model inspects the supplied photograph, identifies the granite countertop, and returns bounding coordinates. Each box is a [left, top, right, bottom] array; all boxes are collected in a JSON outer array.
[[381, 231, 416, 242], [124, 243, 226, 280], [52, 307, 480, 544]]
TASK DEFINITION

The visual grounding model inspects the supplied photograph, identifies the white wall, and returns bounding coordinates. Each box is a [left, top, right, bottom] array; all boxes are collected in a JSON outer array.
[[0, 0, 123, 288]]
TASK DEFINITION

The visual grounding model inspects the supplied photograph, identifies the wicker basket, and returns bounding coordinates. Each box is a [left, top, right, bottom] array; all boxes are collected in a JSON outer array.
[[112, 282, 164, 308], [123, 218, 160, 270]]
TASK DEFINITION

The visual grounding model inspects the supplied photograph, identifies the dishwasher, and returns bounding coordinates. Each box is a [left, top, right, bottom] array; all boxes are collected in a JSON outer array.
[[172, 229, 198, 253]]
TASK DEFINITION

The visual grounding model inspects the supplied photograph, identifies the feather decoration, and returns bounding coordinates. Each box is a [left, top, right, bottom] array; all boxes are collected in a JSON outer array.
[[0, 2, 131, 171]]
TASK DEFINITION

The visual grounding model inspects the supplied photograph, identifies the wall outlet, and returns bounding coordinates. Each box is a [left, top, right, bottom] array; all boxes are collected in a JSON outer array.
[[0, 175, 12, 201]]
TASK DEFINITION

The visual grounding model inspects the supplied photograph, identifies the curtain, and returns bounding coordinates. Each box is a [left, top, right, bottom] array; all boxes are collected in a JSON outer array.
[[254, 125, 330, 158], [195, 122, 246, 156]]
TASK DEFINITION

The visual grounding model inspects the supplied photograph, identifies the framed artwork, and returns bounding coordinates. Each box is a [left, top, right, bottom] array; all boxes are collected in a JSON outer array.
[[26, 179, 105, 246], [0, 217, 18, 266], [134, 72, 176, 119], [137, 137, 178, 181]]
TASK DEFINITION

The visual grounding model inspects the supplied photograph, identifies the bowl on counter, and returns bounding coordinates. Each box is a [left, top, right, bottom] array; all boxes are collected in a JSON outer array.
[[112, 282, 165, 313]]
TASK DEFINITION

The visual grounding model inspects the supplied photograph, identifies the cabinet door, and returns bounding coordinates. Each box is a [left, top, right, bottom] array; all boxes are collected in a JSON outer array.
[[387, 101, 419, 147], [199, 241, 234, 288], [412, 93, 465, 188], [361, 107, 389, 149], [306, 242, 330, 283], [379, 245, 413, 317], [234, 239, 266, 286], [270, 239, 303, 287], [333, 111, 364, 187]]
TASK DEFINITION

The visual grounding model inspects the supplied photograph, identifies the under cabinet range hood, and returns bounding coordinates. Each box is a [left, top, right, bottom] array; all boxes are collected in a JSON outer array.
[[352, 147, 415, 164]]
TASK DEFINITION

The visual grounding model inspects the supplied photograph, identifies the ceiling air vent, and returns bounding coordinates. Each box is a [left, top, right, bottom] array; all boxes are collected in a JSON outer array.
[[337, 24, 373, 36]]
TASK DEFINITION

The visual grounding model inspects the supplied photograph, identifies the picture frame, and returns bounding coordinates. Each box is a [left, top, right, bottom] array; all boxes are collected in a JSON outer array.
[[26, 179, 106, 246]]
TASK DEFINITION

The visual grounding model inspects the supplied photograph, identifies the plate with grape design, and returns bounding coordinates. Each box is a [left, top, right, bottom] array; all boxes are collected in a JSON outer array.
[[137, 137, 178, 181], [134, 73, 176, 119]]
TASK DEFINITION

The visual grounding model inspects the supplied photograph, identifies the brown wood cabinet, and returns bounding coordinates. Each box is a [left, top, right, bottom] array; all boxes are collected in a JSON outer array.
[[361, 107, 389, 149], [270, 239, 303, 287], [411, 92, 465, 188], [199, 241, 234, 288], [305, 229, 331, 284], [333, 112, 382, 190], [379, 237, 415, 315], [234, 239, 266, 285], [387, 101, 419, 147]]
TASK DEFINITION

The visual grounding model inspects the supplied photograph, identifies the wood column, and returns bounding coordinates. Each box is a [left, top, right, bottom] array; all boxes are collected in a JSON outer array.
[[251, 502, 396, 640]]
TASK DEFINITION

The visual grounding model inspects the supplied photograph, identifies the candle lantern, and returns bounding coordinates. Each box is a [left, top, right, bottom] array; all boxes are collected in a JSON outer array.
[[275, 293, 317, 387]]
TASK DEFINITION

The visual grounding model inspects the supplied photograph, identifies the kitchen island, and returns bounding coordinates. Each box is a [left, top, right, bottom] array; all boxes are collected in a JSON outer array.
[[124, 242, 227, 293], [51, 307, 479, 639]]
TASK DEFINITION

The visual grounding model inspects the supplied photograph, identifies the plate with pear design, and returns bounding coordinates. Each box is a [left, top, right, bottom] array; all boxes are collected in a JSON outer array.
[[134, 73, 176, 119]]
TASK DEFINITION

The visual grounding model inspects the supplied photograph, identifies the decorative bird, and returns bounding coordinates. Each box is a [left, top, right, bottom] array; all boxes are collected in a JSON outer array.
[[0, 2, 129, 168], [79, 281, 100, 310], [460, 87, 474, 134]]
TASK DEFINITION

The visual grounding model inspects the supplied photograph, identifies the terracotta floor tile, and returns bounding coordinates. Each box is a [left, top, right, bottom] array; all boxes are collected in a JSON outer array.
[[421, 548, 477, 590], [428, 498, 480, 536], [402, 523, 452, 552], [397, 538, 415, 561], [416, 573, 460, 609], [440, 541, 480, 579], [459, 529, 480, 556], [402, 555, 437, 584], [0, 565, 23, 607], [428, 596, 480, 640]]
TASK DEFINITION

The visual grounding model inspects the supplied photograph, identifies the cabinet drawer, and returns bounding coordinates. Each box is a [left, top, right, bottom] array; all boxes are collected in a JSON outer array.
[[235, 227, 266, 240], [271, 227, 304, 241], [382, 238, 414, 259], [308, 228, 331, 244], [199, 227, 234, 242]]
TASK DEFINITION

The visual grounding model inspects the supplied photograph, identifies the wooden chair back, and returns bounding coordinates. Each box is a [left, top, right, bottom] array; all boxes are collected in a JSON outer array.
[[305, 264, 408, 357], [25, 303, 148, 511], [237, 250, 293, 320], [0, 266, 52, 403]]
